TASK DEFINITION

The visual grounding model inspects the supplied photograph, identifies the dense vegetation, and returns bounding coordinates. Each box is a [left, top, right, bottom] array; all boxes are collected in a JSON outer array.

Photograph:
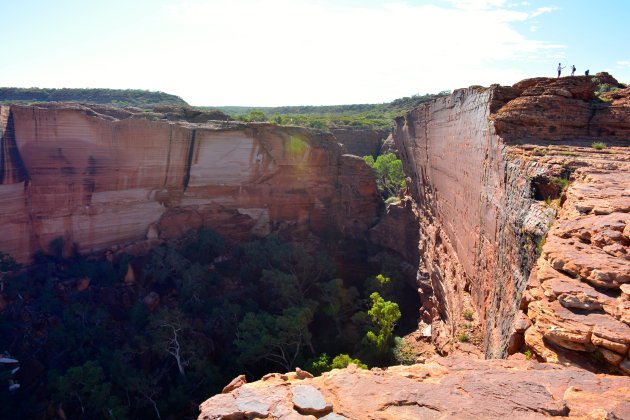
[[0, 88, 188, 109], [363, 153, 407, 200], [0, 230, 418, 419], [205, 92, 450, 130]]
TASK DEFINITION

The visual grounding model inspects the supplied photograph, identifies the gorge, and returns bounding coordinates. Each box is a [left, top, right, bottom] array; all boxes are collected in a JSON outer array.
[[1, 74, 629, 419]]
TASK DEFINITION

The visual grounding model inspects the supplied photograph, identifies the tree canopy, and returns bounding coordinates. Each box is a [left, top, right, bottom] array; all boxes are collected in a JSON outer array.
[[363, 153, 406, 199]]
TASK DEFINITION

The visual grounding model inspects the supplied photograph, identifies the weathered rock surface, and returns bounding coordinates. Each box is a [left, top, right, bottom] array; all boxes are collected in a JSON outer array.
[[330, 128, 390, 158], [198, 356, 630, 419], [522, 143, 630, 370], [394, 73, 630, 368], [369, 195, 419, 266], [0, 104, 379, 262]]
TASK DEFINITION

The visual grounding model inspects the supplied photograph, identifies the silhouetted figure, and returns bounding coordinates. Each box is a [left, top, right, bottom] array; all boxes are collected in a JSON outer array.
[[557, 63, 565, 78], [585, 69, 590, 76], [571, 65, 576, 76]]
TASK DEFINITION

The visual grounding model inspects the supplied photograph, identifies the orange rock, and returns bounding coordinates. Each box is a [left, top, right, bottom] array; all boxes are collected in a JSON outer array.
[[0, 104, 379, 263], [221, 374, 246, 394], [198, 356, 630, 419], [394, 74, 630, 370], [123, 264, 135, 285]]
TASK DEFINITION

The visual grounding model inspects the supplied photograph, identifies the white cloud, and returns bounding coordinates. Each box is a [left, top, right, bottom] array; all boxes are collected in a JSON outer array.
[[529, 6, 556, 18], [153, 0, 562, 105], [4, 0, 561, 106], [616, 60, 630, 68], [441, 0, 507, 10]]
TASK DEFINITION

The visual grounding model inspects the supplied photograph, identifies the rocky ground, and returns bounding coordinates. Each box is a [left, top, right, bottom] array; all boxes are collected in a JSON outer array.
[[198, 355, 630, 419], [515, 142, 630, 373]]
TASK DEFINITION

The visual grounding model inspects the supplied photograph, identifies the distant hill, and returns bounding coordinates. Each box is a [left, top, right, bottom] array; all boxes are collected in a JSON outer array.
[[0, 87, 188, 109], [203, 91, 451, 130]]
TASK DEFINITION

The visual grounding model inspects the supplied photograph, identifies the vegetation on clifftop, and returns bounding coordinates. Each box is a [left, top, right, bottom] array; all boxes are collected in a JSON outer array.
[[206, 91, 451, 130], [0, 87, 188, 109]]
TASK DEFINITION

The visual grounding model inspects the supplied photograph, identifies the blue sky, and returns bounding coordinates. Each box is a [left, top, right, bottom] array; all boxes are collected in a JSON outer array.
[[2, 0, 629, 106]]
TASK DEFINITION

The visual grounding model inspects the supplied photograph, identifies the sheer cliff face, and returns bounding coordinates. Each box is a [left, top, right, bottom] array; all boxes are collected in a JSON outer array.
[[0, 104, 379, 262], [330, 128, 390, 158], [394, 74, 630, 366], [393, 86, 541, 357]]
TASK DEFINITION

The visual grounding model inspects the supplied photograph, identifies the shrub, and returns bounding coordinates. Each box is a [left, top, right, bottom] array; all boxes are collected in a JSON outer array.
[[591, 141, 606, 150], [330, 354, 367, 370], [306, 353, 367, 375], [393, 337, 416, 365], [552, 177, 570, 192], [462, 309, 474, 321], [457, 333, 470, 343], [535, 236, 546, 256], [306, 353, 332, 376]]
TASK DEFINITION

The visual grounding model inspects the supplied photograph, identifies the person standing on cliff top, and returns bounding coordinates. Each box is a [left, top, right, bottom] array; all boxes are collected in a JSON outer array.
[[571, 65, 576, 76], [557, 63, 565, 77]]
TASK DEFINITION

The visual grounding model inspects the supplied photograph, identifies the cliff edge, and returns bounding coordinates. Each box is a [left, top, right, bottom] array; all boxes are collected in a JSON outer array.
[[0, 103, 379, 262], [199, 356, 630, 419], [393, 73, 629, 372]]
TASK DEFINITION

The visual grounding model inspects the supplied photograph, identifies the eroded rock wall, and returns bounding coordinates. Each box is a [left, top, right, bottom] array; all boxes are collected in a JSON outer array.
[[393, 86, 542, 357], [0, 104, 380, 262], [331, 128, 390, 158], [394, 74, 630, 365]]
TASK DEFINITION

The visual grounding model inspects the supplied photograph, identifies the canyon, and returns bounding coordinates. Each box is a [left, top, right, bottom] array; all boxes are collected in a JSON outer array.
[[199, 74, 630, 418], [0, 104, 380, 263], [1, 73, 629, 418]]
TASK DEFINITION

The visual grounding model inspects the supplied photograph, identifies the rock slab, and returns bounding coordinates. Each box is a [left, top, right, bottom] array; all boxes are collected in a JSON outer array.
[[198, 356, 630, 419]]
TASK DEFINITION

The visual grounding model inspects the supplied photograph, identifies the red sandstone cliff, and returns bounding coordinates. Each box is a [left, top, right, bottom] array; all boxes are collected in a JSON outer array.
[[330, 128, 390, 158], [194, 75, 630, 418], [393, 73, 630, 371], [0, 104, 380, 262]]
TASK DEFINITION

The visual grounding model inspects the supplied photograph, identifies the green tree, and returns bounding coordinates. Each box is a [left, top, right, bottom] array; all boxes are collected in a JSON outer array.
[[364, 274, 394, 300], [50, 361, 127, 419], [149, 308, 197, 377], [183, 228, 225, 264], [363, 153, 406, 198], [318, 278, 363, 347], [144, 244, 190, 284], [176, 262, 221, 313], [235, 306, 314, 371], [246, 110, 267, 122], [365, 292, 401, 354]]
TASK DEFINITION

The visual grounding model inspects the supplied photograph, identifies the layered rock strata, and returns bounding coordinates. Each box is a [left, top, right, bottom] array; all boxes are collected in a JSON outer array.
[[0, 104, 379, 262], [521, 143, 630, 372], [199, 356, 630, 419], [394, 74, 630, 369]]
